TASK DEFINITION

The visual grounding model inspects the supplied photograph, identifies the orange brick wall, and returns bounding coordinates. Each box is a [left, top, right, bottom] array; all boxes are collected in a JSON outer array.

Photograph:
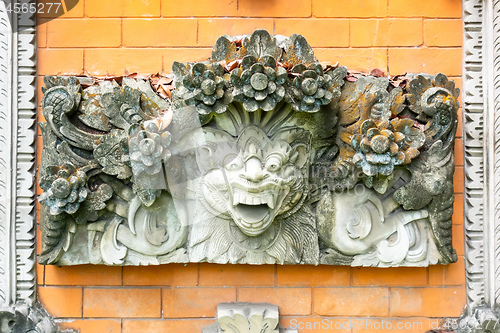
[[36, 1, 465, 332]]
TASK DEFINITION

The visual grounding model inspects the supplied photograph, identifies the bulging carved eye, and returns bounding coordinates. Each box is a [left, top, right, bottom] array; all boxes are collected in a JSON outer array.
[[224, 154, 243, 171], [265, 156, 282, 172]]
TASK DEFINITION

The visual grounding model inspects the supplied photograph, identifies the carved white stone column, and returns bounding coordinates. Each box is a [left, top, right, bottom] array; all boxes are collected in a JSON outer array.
[[0, 0, 37, 307], [462, 0, 500, 330], [0, 3, 70, 332]]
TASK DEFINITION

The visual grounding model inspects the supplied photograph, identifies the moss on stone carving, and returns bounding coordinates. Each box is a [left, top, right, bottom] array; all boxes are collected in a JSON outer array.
[[38, 30, 460, 267]]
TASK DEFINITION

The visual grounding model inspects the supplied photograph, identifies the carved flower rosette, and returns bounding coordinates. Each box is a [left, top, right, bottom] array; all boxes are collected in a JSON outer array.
[[350, 118, 425, 190], [173, 62, 232, 114], [39, 163, 88, 216], [38, 30, 460, 268], [230, 55, 287, 112], [285, 63, 335, 112]]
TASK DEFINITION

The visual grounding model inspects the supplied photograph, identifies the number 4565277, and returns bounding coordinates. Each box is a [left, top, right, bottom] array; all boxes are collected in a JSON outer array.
[[5, 2, 64, 14]]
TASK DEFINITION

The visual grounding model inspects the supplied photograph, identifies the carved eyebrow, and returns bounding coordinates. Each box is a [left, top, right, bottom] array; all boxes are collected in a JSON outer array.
[[264, 152, 287, 161]]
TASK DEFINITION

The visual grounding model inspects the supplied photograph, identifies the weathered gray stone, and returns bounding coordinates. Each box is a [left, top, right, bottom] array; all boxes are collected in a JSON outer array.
[[458, 307, 500, 333], [0, 302, 75, 333], [38, 30, 459, 267], [203, 303, 298, 333]]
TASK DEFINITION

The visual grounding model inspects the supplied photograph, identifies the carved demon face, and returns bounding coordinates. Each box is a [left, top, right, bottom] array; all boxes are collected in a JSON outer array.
[[197, 126, 311, 236]]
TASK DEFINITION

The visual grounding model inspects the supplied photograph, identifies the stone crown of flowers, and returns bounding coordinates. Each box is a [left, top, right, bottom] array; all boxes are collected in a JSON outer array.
[[172, 30, 346, 115]]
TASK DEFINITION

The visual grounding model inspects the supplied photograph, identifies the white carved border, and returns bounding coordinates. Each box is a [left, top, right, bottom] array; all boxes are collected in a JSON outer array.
[[462, 0, 500, 325], [492, 0, 500, 309], [0, 0, 37, 306]]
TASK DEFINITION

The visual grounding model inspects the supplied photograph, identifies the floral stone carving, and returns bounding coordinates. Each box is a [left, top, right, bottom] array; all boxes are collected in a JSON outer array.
[[203, 303, 298, 333], [38, 30, 459, 267]]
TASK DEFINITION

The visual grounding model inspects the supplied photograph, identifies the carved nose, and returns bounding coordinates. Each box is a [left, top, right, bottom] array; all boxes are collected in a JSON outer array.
[[244, 157, 264, 182]]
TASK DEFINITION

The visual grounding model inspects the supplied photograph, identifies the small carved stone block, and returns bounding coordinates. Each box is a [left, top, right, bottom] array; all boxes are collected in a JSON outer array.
[[38, 30, 460, 267], [203, 302, 298, 333]]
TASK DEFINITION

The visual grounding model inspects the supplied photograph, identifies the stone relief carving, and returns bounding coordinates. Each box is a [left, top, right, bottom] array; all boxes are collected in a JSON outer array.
[[202, 303, 298, 333], [38, 30, 460, 267], [459, 0, 500, 331]]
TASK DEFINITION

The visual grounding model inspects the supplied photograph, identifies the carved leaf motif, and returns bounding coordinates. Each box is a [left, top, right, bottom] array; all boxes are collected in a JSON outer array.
[[282, 34, 316, 65], [101, 217, 128, 265], [243, 30, 281, 60], [93, 129, 132, 180], [73, 183, 113, 224], [43, 75, 80, 91], [405, 73, 460, 142], [219, 313, 279, 333], [101, 86, 145, 130], [172, 61, 190, 81], [133, 184, 161, 207], [42, 78, 105, 151], [79, 97, 111, 132], [394, 141, 452, 210], [328, 66, 347, 93], [211, 35, 245, 62], [363, 174, 392, 194], [391, 139, 457, 263], [389, 87, 405, 115], [38, 209, 77, 265]]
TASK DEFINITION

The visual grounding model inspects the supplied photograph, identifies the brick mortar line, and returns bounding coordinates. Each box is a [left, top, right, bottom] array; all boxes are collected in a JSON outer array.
[[196, 19, 199, 46], [421, 16, 425, 48], [120, 17, 123, 48], [196, 263, 200, 287], [385, 47, 389, 75], [159, 287, 163, 319], [69, 286, 164, 289], [120, 317, 217, 320], [308, 286, 313, 316], [348, 18, 352, 48], [81, 287, 84, 318], [388, 286, 392, 317]]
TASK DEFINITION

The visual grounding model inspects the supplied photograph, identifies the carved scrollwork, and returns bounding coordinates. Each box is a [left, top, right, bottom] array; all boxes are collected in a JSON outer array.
[[38, 30, 459, 267]]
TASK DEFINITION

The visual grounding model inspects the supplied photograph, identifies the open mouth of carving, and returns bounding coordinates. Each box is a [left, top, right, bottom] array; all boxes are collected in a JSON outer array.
[[232, 191, 275, 209], [235, 203, 270, 223], [230, 190, 278, 236]]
